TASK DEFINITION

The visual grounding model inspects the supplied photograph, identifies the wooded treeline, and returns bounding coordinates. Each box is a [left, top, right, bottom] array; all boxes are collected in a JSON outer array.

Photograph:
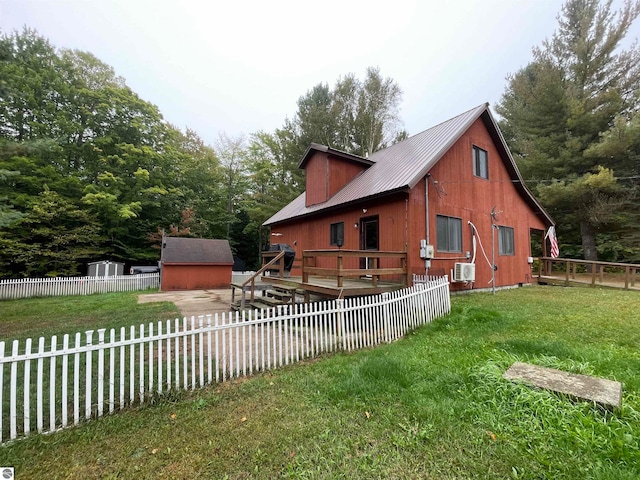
[[1, 0, 639, 279], [0, 28, 404, 277]]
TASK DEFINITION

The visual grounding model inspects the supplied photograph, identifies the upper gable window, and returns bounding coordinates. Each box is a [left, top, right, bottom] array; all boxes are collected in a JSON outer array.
[[473, 146, 488, 179]]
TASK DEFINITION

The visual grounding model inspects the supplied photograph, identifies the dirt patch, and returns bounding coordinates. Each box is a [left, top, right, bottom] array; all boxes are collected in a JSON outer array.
[[138, 289, 234, 318]]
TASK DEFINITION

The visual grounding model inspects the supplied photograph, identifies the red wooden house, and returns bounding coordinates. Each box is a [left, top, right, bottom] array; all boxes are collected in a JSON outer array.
[[263, 103, 553, 292]]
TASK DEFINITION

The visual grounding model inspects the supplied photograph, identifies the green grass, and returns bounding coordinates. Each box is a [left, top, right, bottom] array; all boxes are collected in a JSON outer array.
[[0, 291, 180, 343], [1, 286, 639, 479]]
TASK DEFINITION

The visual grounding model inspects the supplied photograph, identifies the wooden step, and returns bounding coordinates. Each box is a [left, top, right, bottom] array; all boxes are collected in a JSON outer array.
[[254, 296, 286, 307], [267, 290, 292, 301]]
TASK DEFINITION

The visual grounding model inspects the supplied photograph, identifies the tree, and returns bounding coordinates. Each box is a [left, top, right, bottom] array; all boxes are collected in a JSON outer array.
[[0, 167, 23, 227], [0, 187, 102, 277], [215, 133, 249, 241], [163, 126, 226, 239], [0, 28, 63, 142], [243, 130, 305, 266], [292, 67, 405, 156], [353, 67, 404, 156], [497, 0, 640, 262], [0, 29, 213, 274]]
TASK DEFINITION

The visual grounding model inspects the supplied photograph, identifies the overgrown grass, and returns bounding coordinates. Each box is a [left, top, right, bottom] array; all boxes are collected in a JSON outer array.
[[1, 286, 639, 479]]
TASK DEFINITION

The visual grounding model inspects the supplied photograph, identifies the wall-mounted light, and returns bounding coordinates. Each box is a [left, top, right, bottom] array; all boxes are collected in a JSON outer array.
[[362, 208, 367, 213], [271, 232, 283, 236], [354, 223, 358, 228]]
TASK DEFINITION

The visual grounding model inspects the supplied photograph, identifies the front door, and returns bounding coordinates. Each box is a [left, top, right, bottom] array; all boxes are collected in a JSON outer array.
[[360, 216, 379, 270]]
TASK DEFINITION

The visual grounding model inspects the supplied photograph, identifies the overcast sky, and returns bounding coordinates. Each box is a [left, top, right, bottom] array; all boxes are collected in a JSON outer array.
[[1, 0, 566, 147]]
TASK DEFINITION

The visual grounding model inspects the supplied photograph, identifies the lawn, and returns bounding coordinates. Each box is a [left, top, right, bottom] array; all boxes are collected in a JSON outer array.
[[1, 286, 639, 479], [0, 291, 180, 343]]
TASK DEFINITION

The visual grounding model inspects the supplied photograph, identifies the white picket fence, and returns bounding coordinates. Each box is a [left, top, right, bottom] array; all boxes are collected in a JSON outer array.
[[0, 273, 160, 300], [0, 278, 450, 443]]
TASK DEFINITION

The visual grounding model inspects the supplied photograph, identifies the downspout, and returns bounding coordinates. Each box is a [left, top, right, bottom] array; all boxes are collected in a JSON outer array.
[[425, 175, 430, 244]]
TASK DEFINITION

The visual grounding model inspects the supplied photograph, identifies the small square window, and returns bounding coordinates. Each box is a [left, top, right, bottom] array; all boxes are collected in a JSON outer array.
[[436, 215, 462, 252], [330, 222, 344, 247], [498, 226, 514, 255], [473, 146, 488, 179]]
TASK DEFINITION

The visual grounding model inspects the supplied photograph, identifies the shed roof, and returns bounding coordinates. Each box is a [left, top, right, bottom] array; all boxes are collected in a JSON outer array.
[[264, 103, 553, 226], [162, 237, 234, 265]]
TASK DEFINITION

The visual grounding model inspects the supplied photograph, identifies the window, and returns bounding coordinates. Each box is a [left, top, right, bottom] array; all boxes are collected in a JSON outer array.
[[436, 215, 462, 252], [498, 226, 515, 255], [473, 146, 488, 179], [330, 222, 344, 247]]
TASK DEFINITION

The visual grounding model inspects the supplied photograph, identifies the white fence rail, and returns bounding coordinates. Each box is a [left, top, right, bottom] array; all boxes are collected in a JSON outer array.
[[0, 278, 450, 443], [0, 273, 160, 300]]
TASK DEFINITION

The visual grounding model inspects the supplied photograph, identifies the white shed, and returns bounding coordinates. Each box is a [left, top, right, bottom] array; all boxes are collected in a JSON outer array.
[[87, 260, 124, 277]]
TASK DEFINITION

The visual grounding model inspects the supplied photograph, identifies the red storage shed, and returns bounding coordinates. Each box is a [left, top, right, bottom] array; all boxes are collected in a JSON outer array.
[[160, 237, 233, 291]]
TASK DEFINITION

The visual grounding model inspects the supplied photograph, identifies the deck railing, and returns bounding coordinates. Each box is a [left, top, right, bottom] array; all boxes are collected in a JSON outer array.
[[536, 257, 640, 290], [230, 251, 286, 309], [302, 249, 408, 287]]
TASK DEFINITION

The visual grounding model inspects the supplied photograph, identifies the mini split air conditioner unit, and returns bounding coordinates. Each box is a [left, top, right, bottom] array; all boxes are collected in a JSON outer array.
[[453, 262, 476, 282]]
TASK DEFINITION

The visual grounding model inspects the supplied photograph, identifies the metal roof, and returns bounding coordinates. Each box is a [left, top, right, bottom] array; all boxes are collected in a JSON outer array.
[[298, 143, 375, 169], [162, 237, 234, 264], [264, 103, 553, 226]]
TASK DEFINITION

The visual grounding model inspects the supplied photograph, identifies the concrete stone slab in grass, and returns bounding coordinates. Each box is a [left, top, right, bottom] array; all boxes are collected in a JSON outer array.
[[503, 362, 622, 410]]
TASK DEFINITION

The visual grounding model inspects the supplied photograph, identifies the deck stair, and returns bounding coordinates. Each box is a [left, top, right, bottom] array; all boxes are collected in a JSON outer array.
[[230, 250, 295, 311], [231, 284, 299, 311]]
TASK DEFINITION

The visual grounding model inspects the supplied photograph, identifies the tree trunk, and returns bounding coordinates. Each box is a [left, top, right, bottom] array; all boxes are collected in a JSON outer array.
[[580, 220, 598, 273]]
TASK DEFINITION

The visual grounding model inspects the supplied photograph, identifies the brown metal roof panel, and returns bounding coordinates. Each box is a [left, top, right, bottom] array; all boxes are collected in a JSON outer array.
[[162, 237, 234, 264], [326, 103, 489, 200], [264, 103, 523, 227]]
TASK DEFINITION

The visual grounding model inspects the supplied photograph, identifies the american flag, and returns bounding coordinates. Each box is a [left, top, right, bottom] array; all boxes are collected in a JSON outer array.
[[545, 226, 559, 258]]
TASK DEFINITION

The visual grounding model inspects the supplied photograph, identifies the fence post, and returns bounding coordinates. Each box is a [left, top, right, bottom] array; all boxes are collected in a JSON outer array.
[[97, 329, 105, 417], [416, 282, 426, 326], [85, 330, 94, 420], [336, 299, 345, 351], [381, 292, 391, 343]]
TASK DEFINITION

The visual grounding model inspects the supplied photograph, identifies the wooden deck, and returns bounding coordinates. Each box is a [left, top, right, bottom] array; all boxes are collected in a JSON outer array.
[[262, 275, 404, 299], [231, 249, 409, 310], [535, 257, 640, 291]]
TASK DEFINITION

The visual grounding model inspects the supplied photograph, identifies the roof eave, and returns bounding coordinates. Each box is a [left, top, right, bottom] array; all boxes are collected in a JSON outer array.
[[298, 143, 374, 169], [406, 103, 490, 190], [481, 109, 555, 227], [162, 262, 234, 266], [265, 187, 410, 227]]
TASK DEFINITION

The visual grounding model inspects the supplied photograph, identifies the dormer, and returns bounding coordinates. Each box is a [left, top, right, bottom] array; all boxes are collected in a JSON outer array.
[[300, 143, 374, 207]]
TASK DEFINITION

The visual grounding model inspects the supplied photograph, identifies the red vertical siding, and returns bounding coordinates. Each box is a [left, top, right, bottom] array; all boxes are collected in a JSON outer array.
[[305, 154, 328, 206], [408, 118, 547, 289], [273, 117, 548, 290], [305, 152, 367, 207], [328, 155, 366, 198], [161, 265, 232, 290], [269, 193, 409, 275]]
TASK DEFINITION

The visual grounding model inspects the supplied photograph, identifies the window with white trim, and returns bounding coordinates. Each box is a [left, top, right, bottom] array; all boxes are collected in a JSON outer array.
[[473, 145, 488, 179], [436, 215, 462, 252], [498, 226, 515, 255]]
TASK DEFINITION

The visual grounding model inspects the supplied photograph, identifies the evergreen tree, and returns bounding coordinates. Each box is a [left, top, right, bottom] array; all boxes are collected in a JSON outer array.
[[497, 0, 640, 262]]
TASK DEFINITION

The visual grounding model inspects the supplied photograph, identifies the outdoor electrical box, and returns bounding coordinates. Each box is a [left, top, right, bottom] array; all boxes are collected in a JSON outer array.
[[419, 240, 435, 259]]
